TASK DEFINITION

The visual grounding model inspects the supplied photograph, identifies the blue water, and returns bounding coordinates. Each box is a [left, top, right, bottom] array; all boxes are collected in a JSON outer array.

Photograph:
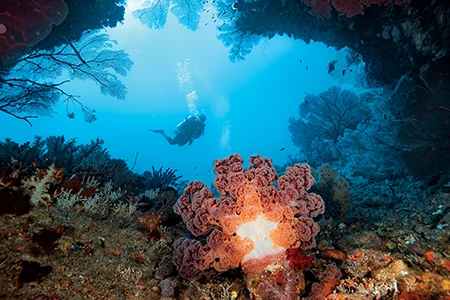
[[0, 3, 337, 186]]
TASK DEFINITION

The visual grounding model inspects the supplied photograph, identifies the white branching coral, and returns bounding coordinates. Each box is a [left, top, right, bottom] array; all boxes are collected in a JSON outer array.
[[112, 201, 135, 217], [141, 188, 160, 200], [57, 180, 129, 219], [82, 175, 101, 189], [116, 264, 143, 284], [56, 189, 81, 210], [23, 165, 59, 206]]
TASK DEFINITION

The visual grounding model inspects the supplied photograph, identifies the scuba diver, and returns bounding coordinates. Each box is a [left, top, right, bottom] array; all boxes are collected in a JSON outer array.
[[149, 114, 206, 146]]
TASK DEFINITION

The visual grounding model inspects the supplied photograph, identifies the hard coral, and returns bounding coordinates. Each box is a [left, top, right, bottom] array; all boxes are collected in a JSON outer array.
[[172, 154, 324, 279]]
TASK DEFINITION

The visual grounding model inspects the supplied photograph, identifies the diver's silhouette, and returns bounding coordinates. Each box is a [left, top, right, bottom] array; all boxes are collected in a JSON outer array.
[[150, 114, 206, 146]]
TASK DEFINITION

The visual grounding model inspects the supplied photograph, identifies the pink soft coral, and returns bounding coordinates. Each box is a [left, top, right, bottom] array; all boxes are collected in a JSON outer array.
[[303, 0, 409, 18], [172, 154, 324, 279]]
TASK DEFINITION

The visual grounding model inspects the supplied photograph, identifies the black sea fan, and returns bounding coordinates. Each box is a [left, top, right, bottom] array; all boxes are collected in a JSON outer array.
[[141, 166, 182, 191]]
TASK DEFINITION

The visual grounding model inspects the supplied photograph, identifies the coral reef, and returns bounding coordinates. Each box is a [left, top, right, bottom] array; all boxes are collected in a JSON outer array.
[[1, 138, 450, 299], [0, 136, 176, 193], [288, 86, 404, 181], [0, 135, 183, 233], [172, 154, 324, 279]]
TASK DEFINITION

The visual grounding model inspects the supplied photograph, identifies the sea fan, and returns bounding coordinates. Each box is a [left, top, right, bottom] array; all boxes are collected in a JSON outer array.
[[133, 0, 170, 30], [170, 0, 203, 31], [217, 24, 261, 62]]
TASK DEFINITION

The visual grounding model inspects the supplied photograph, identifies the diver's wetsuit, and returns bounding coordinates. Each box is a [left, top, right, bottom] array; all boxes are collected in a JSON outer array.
[[150, 114, 206, 146]]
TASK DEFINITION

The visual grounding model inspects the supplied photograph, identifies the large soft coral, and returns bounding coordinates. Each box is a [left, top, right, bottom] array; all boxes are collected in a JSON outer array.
[[0, 0, 68, 67], [172, 154, 324, 279]]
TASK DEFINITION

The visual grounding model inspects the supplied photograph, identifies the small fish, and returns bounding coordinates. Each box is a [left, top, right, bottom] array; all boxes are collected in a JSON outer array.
[[280, 147, 285, 151], [342, 69, 346, 76], [306, 66, 308, 70], [194, 167, 197, 169], [299, 59, 302, 63]]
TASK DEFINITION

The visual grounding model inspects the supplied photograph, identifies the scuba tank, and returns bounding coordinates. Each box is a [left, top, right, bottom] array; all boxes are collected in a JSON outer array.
[[175, 116, 195, 133]]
